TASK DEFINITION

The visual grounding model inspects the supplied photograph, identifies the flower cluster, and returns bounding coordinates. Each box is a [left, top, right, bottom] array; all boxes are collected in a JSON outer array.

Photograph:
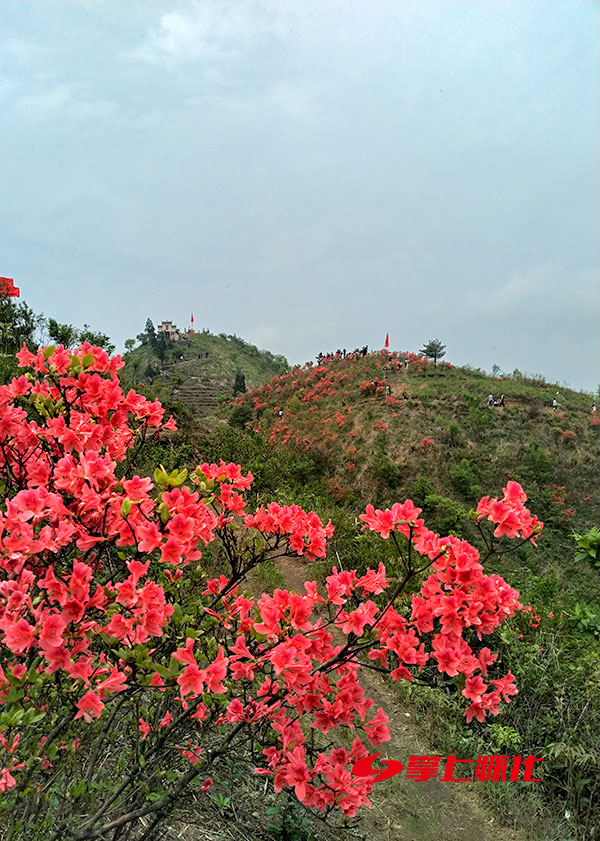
[[357, 496, 524, 722], [244, 503, 334, 561], [476, 481, 543, 543]]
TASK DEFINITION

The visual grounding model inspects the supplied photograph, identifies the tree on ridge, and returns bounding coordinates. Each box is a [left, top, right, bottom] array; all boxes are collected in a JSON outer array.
[[420, 338, 446, 366]]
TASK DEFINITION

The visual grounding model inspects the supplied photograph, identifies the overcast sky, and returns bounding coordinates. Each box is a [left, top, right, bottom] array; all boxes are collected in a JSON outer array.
[[1, 1, 598, 391]]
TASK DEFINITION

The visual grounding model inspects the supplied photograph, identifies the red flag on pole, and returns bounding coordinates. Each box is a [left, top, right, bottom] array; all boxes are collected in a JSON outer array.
[[191, 312, 194, 323], [384, 333, 389, 348]]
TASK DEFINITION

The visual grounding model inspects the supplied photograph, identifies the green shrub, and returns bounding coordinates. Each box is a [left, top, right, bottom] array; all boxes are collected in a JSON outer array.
[[467, 406, 491, 434], [574, 527, 600, 571], [461, 391, 481, 407], [228, 404, 253, 429], [371, 450, 399, 488], [423, 493, 468, 535], [521, 444, 553, 483], [443, 419, 463, 447], [449, 458, 480, 499], [410, 474, 434, 508], [266, 793, 314, 840]]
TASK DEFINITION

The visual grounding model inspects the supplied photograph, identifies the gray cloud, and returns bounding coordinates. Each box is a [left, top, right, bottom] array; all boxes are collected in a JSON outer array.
[[0, 1, 597, 391]]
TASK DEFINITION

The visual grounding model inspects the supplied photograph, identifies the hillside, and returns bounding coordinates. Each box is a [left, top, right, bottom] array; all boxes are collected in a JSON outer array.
[[122, 329, 288, 415], [228, 350, 597, 529], [203, 348, 599, 839]]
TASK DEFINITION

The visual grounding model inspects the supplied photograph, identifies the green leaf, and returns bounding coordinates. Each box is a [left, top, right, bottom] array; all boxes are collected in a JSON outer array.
[[168, 656, 182, 675], [135, 648, 153, 668], [70, 779, 86, 798], [150, 662, 172, 679], [154, 467, 169, 486]]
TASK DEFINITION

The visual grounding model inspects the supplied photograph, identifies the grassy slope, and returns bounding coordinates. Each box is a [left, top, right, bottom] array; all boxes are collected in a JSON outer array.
[[121, 331, 288, 411], [231, 352, 597, 529]]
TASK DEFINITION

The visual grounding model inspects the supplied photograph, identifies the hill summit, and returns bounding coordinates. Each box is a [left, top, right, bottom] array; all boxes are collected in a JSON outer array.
[[123, 326, 288, 415]]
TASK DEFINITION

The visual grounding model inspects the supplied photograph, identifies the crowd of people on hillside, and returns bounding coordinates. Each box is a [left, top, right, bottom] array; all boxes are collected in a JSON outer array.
[[316, 346, 369, 363], [315, 347, 419, 372]]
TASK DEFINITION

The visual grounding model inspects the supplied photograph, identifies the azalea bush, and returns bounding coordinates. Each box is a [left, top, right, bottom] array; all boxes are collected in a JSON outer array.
[[0, 344, 543, 840]]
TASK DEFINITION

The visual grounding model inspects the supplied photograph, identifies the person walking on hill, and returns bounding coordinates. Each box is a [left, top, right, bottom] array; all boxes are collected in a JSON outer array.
[[499, 394, 505, 407], [552, 398, 558, 410], [487, 393, 494, 407]]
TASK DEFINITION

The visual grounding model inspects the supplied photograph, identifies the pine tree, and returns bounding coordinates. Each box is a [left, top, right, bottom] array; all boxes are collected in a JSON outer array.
[[233, 370, 247, 396], [145, 319, 157, 349], [420, 338, 446, 366]]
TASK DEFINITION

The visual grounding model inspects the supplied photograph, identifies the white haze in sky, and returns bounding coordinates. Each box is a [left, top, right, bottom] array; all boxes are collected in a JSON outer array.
[[0, 1, 598, 391]]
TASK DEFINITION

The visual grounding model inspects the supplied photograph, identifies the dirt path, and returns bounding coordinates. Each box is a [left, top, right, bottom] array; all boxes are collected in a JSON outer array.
[[276, 555, 526, 841]]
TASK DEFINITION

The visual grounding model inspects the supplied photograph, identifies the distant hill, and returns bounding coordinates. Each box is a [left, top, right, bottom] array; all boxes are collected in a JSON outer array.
[[122, 330, 288, 415]]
